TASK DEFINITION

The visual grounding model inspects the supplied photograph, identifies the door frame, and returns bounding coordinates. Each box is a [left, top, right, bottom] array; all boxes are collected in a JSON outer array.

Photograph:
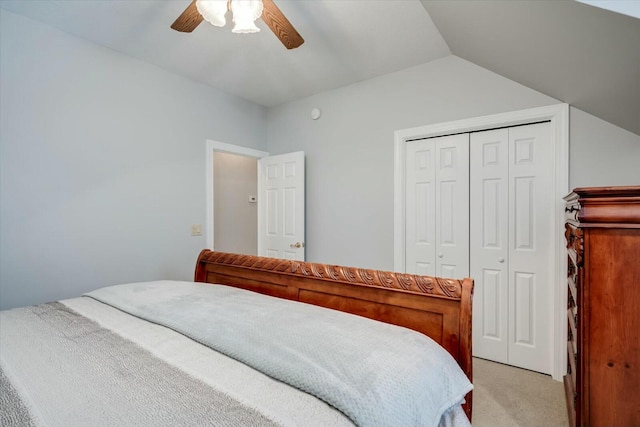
[[393, 103, 569, 381], [205, 140, 269, 250]]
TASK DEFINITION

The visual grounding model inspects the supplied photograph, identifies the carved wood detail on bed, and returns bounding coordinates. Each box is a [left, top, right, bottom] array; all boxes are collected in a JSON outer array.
[[194, 250, 474, 421], [196, 250, 465, 298]]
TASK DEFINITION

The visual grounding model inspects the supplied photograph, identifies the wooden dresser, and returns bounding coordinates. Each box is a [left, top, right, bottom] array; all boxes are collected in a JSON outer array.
[[563, 186, 640, 427]]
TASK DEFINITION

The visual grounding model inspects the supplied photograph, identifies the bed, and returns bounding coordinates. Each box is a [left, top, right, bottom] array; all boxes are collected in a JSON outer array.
[[1, 250, 474, 427]]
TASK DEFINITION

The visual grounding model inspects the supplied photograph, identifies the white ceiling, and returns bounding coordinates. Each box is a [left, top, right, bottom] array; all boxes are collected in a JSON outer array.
[[1, 0, 639, 135]]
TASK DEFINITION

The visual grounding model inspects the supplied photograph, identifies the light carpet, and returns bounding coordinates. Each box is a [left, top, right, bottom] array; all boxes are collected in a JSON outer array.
[[472, 357, 568, 427]]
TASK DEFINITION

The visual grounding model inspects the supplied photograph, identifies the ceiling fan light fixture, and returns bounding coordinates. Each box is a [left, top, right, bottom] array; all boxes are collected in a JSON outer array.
[[171, 0, 303, 49], [231, 0, 263, 33], [196, 0, 228, 27]]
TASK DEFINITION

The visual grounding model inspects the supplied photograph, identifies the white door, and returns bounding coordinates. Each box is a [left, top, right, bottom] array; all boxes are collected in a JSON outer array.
[[405, 139, 436, 276], [435, 134, 469, 278], [405, 134, 469, 278], [258, 151, 305, 261], [507, 123, 553, 373], [470, 128, 510, 364], [470, 122, 554, 374]]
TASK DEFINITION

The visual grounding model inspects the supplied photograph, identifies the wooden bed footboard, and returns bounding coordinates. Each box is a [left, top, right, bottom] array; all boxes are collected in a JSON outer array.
[[194, 250, 474, 420]]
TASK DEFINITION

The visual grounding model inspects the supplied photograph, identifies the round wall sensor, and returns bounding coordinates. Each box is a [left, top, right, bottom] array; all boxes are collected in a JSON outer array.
[[310, 108, 322, 120]]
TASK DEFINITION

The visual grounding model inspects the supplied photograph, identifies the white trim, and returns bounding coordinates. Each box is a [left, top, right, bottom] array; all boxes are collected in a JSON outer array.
[[205, 140, 269, 250], [393, 103, 569, 381]]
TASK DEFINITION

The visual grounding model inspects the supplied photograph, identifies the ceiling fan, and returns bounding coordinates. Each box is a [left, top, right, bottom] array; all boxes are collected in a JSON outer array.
[[171, 0, 304, 50]]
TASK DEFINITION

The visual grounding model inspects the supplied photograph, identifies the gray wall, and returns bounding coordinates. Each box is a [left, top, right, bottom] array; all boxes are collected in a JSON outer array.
[[569, 107, 640, 187], [267, 56, 560, 271], [268, 55, 640, 271], [213, 152, 258, 255], [0, 11, 267, 309]]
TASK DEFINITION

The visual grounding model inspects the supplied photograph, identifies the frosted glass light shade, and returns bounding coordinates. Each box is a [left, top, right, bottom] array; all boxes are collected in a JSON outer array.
[[196, 0, 228, 27], [231, 0, 263, 33]]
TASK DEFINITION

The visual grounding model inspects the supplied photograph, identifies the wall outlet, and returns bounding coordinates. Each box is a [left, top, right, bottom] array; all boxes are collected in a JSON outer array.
[[191, 224, 202, 236]]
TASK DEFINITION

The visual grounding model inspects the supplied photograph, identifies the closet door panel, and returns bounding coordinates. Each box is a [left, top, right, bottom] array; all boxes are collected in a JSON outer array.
[[405, 141, 436, 275], [435, 134, 470, 278], [470, 128, 509, 364], [507, 122, 554, 374]]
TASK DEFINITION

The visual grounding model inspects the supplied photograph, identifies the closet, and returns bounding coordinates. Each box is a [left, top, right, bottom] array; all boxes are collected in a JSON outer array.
[[405, 121, 554, 374]]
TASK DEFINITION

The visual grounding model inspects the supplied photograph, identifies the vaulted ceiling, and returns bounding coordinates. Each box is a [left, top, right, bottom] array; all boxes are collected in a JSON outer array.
[[421, 0, 640, 135], [1, 0, 639, 135]]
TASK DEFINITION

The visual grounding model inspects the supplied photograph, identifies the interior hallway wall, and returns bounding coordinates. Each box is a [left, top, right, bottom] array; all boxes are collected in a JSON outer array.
[[213, 152, 258, 255]]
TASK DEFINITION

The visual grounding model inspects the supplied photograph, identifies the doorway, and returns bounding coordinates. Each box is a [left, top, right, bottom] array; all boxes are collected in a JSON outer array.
[[214, 152, 258, 254], [205, 141, 306, 261], [205, 140, 268, 252]]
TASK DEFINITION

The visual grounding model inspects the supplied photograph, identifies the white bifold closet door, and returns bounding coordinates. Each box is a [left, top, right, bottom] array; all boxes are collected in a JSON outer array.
[[405, 134, 469, 278], [470, 122, 554, 374]]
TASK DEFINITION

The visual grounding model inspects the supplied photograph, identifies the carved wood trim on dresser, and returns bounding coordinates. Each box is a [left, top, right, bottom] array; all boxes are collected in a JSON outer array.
[[562, 186, 640, 427]]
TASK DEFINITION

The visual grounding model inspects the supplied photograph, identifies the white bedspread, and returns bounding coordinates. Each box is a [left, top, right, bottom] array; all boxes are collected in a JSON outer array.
[[86, 280, 473, 427]]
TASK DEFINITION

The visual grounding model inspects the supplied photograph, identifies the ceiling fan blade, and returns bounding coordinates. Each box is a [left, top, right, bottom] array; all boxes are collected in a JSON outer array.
[[171, 0, 204, 33], [261, 0, 304, 49]]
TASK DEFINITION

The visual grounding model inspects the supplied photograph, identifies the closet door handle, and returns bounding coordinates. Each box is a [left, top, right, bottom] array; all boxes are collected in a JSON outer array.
[[438, 253, 443, 258], [498, 257, 505, 263]]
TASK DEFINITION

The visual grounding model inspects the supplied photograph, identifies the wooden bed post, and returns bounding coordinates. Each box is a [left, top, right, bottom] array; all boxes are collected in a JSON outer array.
[[459, 277, 474, 421]]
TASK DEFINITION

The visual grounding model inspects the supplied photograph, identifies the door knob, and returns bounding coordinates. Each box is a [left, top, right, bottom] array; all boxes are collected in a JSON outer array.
[[498, 257, 505, 263], [438, 253, 443, 258], [290, 242, 305, 248]]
